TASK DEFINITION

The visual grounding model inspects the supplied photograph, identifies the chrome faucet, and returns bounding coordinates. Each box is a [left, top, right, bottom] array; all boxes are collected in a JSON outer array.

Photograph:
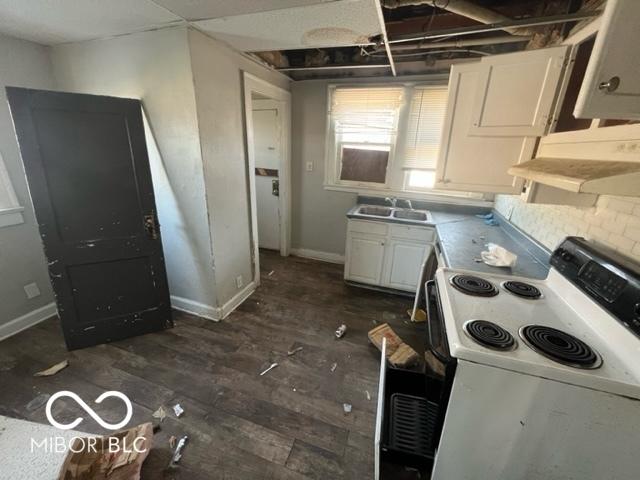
[[384, 196, 397, 207]]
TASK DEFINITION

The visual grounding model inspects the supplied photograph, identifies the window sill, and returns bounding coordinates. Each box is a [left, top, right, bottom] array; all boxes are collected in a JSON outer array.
[[0, 206, 25, 228], [323, 183, 492, 207]]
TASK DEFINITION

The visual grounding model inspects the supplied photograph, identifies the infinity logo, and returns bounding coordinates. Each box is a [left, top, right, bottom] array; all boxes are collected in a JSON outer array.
[[45, 391, 133, 431]]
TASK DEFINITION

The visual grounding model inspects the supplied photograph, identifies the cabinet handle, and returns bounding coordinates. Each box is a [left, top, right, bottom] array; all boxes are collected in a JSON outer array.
[[598, 76, 620, 93]]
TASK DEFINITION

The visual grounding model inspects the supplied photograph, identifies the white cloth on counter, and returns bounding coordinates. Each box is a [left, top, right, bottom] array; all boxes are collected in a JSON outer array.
[[481, 243, 517, 268]]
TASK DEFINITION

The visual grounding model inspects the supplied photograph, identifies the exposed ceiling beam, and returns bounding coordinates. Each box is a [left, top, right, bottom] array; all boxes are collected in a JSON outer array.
[[373, 0, 396, 76], [388, 35, 530, 51], [276, 64, 390, 71], [388, 11, 600, 44]]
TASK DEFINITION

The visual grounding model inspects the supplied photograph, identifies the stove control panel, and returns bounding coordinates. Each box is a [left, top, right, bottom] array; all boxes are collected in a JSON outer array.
[[552, 237, 640, 336]]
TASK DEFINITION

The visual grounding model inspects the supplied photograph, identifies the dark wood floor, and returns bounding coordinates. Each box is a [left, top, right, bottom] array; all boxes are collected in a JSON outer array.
[[0, 250, 424, 479]]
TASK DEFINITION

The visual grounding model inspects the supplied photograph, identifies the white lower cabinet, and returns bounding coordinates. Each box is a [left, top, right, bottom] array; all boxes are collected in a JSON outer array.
[[384, 240, 432, 291], [344, 234, 386, 285], [345, 219, 434, 292]]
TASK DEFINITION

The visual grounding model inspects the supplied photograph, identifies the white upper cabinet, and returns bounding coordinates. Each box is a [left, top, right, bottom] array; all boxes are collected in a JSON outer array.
[[575, 0, 640, 120], [469, 46, 569, 137], [435, 62, 536, 194]]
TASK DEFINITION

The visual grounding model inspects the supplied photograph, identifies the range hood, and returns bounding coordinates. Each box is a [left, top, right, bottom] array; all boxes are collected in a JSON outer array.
[[509, 123, 640, 197], [508, 157, 640, 195]]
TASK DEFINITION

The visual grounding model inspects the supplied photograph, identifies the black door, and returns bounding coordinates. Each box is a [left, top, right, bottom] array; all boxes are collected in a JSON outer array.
[[7, 87, 172, 350]]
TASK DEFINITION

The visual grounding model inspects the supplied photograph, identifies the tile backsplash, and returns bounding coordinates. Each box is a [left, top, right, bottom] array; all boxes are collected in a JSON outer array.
[[494, 194, 640, 262]]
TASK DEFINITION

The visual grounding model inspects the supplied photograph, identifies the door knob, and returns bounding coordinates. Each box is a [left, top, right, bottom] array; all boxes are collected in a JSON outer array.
[[598, 76, 620, 93]]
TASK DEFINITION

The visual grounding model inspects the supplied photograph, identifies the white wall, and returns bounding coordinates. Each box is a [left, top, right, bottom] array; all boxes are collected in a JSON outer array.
[[187, 29, 290, 307], [51, 27, 217, 310], [495, 194, 640, 262], [0, 34, 55, 328], [291, 80, 358, 257]]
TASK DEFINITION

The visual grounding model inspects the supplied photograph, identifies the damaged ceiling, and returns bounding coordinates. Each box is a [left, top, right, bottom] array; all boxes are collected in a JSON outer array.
[[248, 0, 603, 80]]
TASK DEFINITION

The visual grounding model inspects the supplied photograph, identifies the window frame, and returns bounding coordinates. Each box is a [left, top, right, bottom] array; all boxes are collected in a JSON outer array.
[[325, 84, 404, 191], [324, 81, 483, 202]]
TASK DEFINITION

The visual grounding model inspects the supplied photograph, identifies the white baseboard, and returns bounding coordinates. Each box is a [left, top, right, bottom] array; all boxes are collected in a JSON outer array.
[[290, 248, 345, 264], [171, 295, 220, 321], [171, 281, 256, 321], [0, 302, 57, 342], [219, 281, 256, 319]]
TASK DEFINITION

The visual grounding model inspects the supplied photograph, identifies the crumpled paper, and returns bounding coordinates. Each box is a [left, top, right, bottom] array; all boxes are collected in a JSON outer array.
[[481, 243, 517, 267]]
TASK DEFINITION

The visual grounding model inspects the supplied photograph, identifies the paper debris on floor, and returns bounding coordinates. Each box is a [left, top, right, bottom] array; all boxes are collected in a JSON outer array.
[[368, 323, 419, 367], [168, 435, 189, 468], [172, 404, 184, 418], [169, 435, 177, 449], [330, 362, 337, 372], [152, 406, 166, 422], [34, 360, 68, 377], [343, 403, 352, 414], [287, 346, 303, 356], [57, 422, 153, 480], [365, 390, 371, 401]]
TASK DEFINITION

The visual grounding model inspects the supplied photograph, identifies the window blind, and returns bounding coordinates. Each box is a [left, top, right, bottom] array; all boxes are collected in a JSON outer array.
[[402, 86, 448, 170], [330, 87, 404, 141]]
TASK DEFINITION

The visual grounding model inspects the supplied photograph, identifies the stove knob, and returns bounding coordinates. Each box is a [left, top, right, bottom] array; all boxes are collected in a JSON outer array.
[[560, 250, 574, 262]]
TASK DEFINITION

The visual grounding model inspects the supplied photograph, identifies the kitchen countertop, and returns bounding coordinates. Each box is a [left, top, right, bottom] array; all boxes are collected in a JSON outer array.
[[350, 197, 551, 280], [433, 212, 550, 279]]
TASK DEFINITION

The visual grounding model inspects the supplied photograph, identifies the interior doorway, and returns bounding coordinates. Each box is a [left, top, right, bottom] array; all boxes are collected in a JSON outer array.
[[252, 93, 281, 251], [243, 73, 291, 285]]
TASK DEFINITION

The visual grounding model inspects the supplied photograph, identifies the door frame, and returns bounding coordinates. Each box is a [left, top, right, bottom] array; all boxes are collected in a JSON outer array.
[[242, 72, 291, 285]]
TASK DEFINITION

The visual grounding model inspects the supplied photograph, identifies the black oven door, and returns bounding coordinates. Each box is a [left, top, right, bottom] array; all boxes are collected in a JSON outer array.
[[425, 280, 454, 369]]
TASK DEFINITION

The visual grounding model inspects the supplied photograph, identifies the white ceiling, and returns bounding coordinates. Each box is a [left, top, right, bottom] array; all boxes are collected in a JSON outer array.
[[0, 0, 180, 45], [0, 0, 381, 51], [152, 0, 333, 21], [193, 0, 381, 51]]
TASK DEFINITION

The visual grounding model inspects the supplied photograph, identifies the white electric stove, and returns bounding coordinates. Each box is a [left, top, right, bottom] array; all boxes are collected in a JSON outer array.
[[423, 237, 640, 480]]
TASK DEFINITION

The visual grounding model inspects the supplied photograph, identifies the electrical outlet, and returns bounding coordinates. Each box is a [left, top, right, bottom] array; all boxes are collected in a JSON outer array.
[[24, 282, 41, 299], [235, 275, 244, 289], [306, 162, 313, 172]]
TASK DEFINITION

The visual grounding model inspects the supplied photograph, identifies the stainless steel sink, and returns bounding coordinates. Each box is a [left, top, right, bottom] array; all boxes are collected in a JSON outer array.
[[393, 210, 428, 221], [358, 206, 392, 217]]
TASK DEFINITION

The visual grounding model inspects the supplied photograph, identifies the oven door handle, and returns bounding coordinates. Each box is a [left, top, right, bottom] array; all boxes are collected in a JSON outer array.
[[425, 280, 452, 365]]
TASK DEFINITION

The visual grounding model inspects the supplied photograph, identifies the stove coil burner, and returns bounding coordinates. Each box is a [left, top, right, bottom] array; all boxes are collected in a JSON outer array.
[[520, 325, 602, 369], [464, 320, 516, 351], [450, 275, 498, 297], [502, 281, 542, 299]]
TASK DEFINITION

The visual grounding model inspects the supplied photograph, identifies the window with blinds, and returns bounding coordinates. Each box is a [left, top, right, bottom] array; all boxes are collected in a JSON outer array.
[[330, 87, 404, 185], [402, 86, 448, 171]]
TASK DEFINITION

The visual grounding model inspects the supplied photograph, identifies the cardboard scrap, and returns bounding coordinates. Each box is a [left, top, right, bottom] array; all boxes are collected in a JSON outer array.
[[407, 308, 427, 323], [152, 406, 166, 422], [34, 360, 68, 377], [368, 323, 419, 368], [57, 422, 153, 480]]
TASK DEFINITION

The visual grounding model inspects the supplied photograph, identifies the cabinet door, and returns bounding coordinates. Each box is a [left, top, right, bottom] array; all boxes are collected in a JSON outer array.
[[435, 62, 535, 194], [384, 241, 432, 292], [345, 234, 385, 285], [470, 46, 569, 137], [575, 0, 640, 120]]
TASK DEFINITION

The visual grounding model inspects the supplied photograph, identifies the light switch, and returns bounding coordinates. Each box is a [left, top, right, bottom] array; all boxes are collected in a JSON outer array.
[[236, 275, 244, 289], [306, 162, 313, 172], [24, 282, 41, 299]]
